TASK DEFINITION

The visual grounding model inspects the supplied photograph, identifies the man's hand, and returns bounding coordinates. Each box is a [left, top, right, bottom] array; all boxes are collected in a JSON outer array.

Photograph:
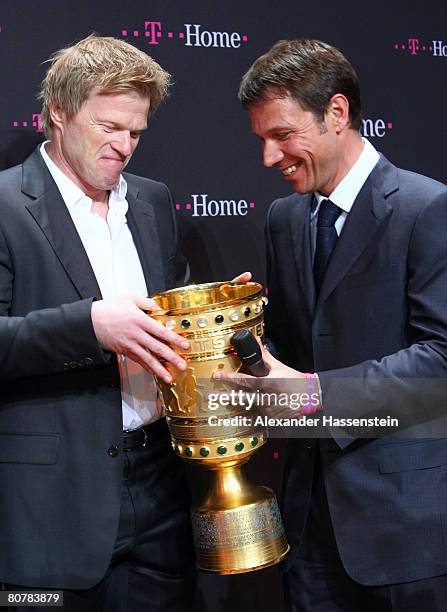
[[213, 338, 304, 388], [231, 271, 252, 282], [91, 295, 189, 383], [212, 338, 321, 418]]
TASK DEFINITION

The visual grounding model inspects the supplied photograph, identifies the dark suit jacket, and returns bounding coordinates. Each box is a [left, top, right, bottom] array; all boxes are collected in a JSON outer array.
[[265, 155, 447, 585], [0, 147, 189, 588]]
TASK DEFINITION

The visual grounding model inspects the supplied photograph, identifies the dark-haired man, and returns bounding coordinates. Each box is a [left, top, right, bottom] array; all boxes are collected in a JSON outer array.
[[216, 39, 447, 610]]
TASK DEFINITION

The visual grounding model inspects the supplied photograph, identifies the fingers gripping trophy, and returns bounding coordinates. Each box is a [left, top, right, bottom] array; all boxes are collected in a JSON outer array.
[[148, 281, 289, 574]]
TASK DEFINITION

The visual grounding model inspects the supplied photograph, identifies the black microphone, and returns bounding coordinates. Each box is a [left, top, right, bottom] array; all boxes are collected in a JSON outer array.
[[231, 329, 269, 377]]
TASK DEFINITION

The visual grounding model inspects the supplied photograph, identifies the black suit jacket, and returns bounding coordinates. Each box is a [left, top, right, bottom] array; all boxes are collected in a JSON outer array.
[[0, 147, 189, 588], [265, 155, 447, 585]]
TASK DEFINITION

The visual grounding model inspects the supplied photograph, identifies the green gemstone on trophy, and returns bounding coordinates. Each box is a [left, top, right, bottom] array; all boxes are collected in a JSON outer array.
[[174, 445, 180, 454], [251, 437, 258, 447], [217, 445, 227, 455], [244, 307, 251, 316], [200, 447, 210, 457], [215, 314, 224, 324], [185, 447, 193, 457], [181, 319, 191, 329], [235, 442, 245, 451]]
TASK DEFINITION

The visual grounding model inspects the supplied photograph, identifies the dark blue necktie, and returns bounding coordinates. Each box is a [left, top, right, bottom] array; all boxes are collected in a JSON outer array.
[[313, 199, 341, 294]]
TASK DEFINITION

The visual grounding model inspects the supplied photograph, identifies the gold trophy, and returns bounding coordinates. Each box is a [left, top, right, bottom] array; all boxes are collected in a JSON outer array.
[[148, 282, 289, 574]]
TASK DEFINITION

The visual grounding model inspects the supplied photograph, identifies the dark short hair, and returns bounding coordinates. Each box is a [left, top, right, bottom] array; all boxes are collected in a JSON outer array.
[[238, 39, 362, 130]]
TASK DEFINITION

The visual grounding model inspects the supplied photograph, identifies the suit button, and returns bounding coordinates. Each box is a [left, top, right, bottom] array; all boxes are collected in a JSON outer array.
[[69, 361, 77, 369], [63, 362, 70, 370], [107, 445, 119, 457], [84, 357, 94, 366], [305, 443, 314, 455]]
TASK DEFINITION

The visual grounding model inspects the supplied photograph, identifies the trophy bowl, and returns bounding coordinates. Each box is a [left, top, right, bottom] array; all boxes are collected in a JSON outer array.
[[148, 281, 289, 574]]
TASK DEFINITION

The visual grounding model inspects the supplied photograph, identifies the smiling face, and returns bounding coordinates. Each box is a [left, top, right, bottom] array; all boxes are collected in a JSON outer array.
[[249, 94, 348, 196], [47, 88, 150, 197]]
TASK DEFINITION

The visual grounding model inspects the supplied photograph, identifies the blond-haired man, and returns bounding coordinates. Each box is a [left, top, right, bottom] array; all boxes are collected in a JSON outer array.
[[0, 35, 196, 611]]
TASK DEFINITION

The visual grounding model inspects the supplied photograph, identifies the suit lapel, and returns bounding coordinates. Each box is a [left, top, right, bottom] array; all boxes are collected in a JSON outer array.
[[126, 184, 165, 295], [22, 149, 102, 300], [316, 156, 396, 309], [290, 194, 316, 316]]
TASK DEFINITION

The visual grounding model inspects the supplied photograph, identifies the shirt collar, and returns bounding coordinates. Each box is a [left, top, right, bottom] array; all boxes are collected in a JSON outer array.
[[312, 138, 380, 217], [40, 141, 128, 211]]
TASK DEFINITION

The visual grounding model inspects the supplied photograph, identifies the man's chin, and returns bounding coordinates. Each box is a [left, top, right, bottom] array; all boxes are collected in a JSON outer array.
[[96, 175, 121, 191], [292, 183, 312, 196]]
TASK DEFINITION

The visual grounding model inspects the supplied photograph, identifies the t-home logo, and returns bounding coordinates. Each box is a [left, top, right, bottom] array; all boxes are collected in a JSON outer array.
[[11, 113, 43, 133], [361, 117, 393, 138], [394, 38, 447, 58], [120, 21, 249, 49], [176, 194, 255, 217]]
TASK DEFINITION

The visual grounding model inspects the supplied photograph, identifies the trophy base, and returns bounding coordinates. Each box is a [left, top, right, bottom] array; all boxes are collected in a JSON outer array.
[[192, 487, 290, 574]]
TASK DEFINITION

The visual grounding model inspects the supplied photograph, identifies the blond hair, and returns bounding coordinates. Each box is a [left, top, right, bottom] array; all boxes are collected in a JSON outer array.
[[39, 34, 171, 137]]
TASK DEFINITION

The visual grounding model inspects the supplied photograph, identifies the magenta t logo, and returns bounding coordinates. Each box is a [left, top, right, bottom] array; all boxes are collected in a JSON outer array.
[[12, 112, 43, 133], [32, 113, 43, 133], [408, 38, 419, 55], [144, 21, 162, 44]]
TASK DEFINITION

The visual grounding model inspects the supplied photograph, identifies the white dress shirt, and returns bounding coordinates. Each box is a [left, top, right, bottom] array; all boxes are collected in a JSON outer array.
[[40, 142, 160, 430], [310, 138, 380, 256]]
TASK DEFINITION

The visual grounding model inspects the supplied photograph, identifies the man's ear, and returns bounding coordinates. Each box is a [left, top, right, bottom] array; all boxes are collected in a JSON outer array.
[[326, 94, 350, 133], [48, 101, 66, 130]]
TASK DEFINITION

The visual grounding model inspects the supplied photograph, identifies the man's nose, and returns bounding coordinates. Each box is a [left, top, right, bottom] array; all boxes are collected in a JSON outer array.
[[263, 140, 283, 167], [113, 131, 133, 157]]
